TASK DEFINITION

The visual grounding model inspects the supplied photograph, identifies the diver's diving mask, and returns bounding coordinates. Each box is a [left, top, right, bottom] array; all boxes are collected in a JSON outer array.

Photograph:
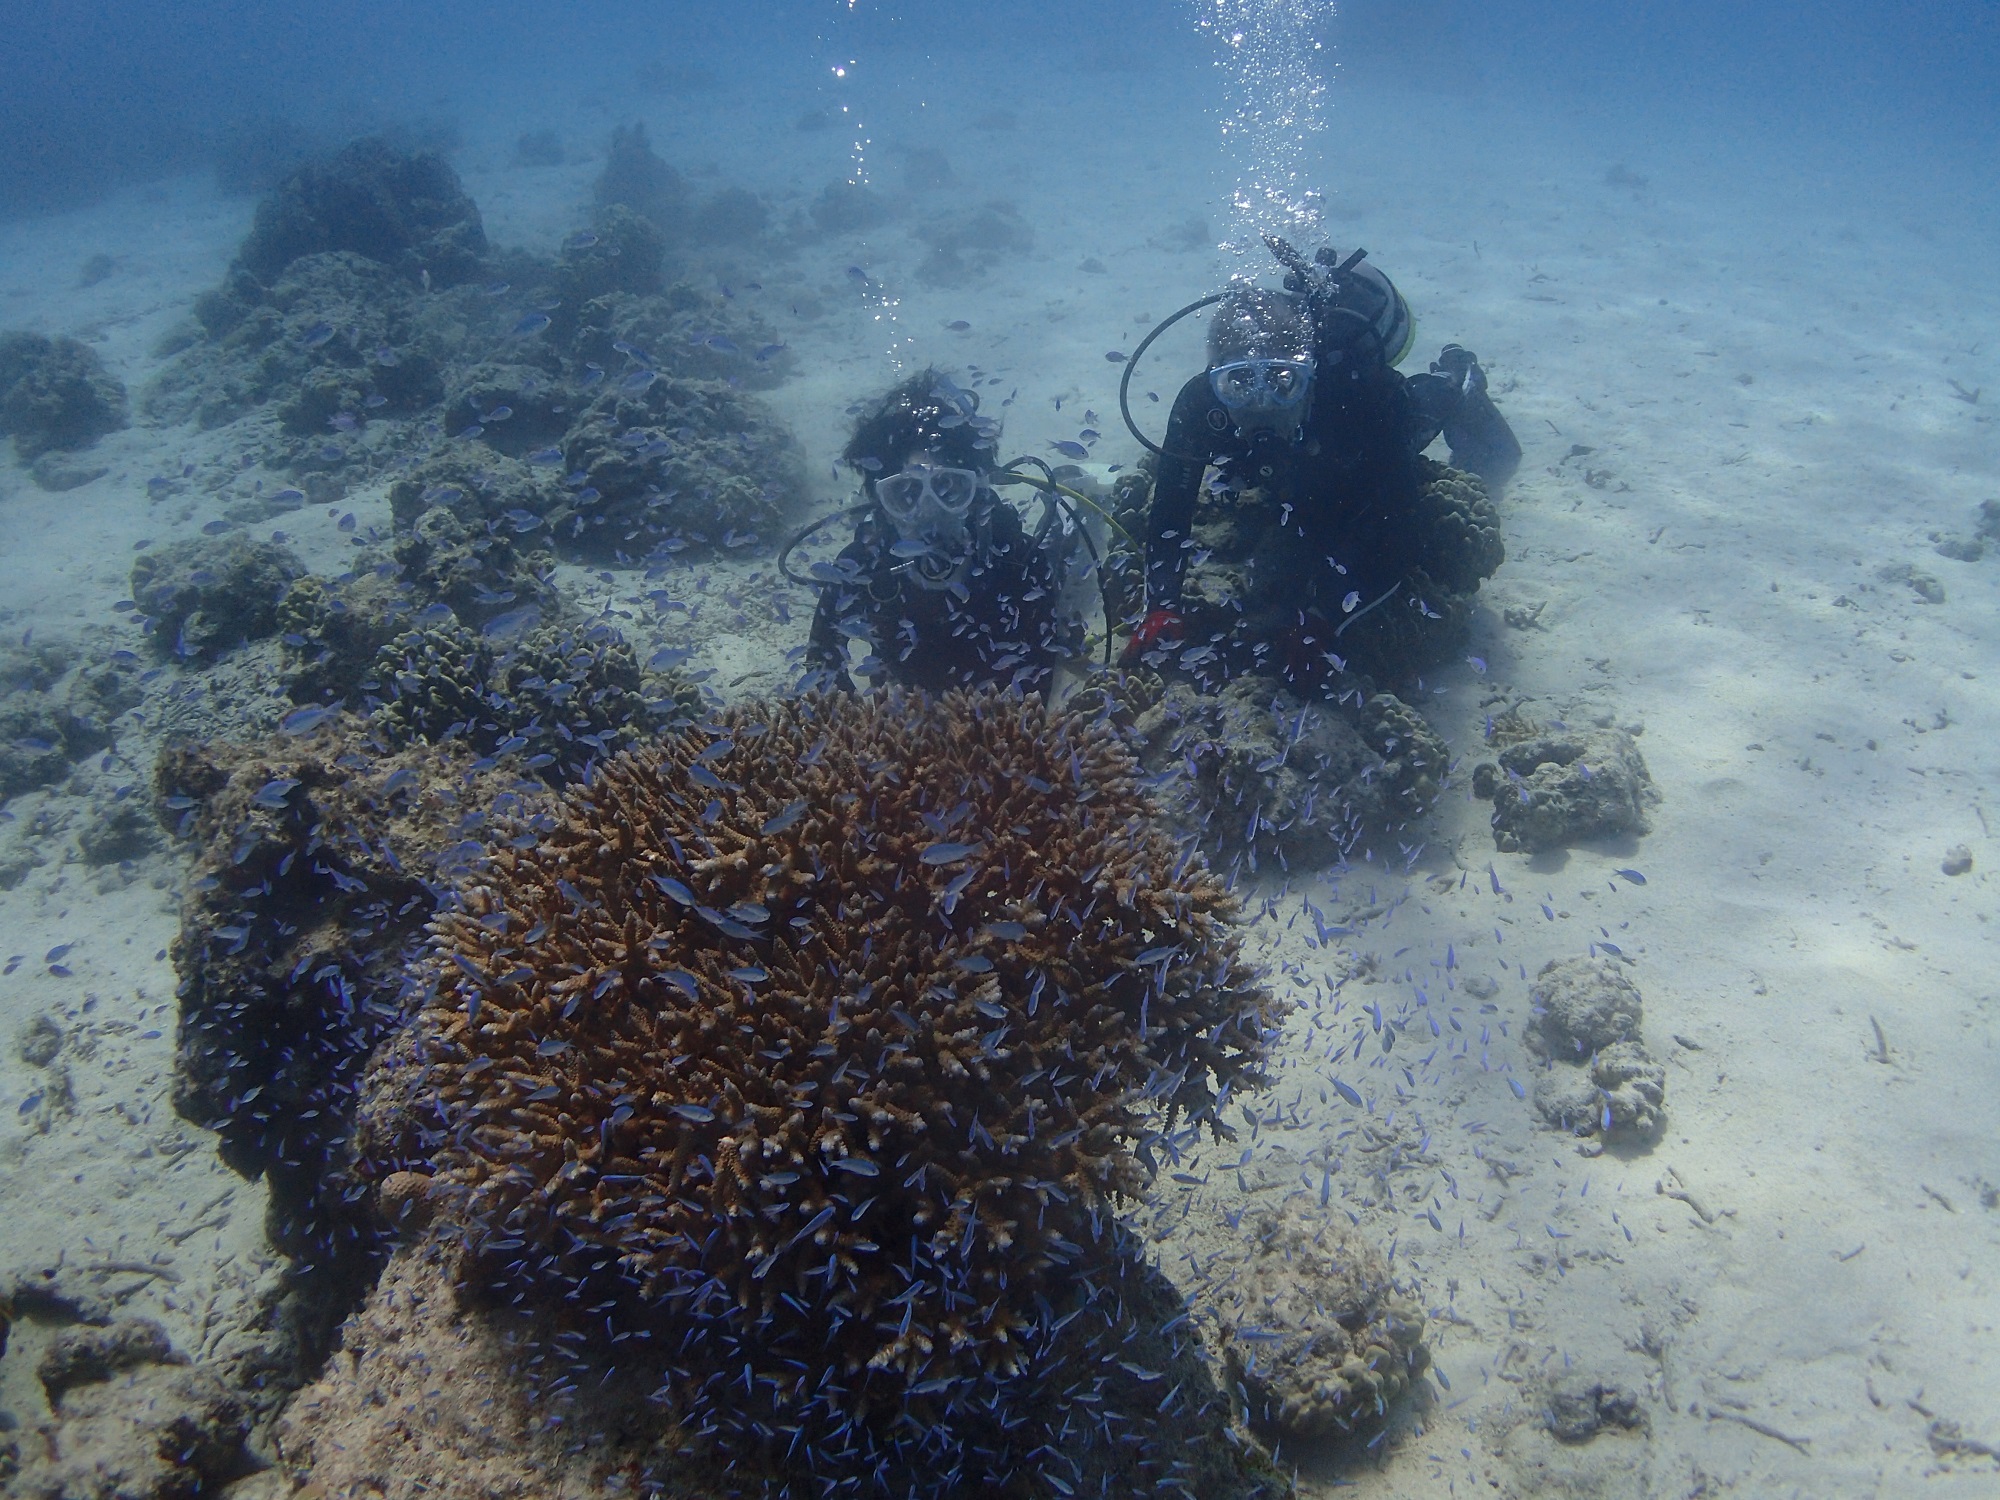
[[1208, 355, 1316, 434], [874, 463, 986, 590]]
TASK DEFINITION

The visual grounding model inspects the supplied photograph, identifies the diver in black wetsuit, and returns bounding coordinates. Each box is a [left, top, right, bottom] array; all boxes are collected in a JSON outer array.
[[1121, 237, 1521, 687], [802, 369, 1083, 697]]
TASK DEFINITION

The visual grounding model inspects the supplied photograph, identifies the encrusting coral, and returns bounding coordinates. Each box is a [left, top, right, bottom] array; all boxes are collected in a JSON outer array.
[[371, 687, 1286, 1490]]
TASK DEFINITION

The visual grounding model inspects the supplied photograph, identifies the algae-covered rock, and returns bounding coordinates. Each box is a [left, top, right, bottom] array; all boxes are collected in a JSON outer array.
[[546, 373, 806, 559], [1471, 722, 1658, 853], [1215, 1199, 1428, 1443], [130, 535, 307, 659], [149, 251, 445, 430], [1526, 957, 1666, 1142], [1077, 669, 1446, 874], [0, 331, 127, 459], [370, 619, 695, 781], [236, 136, 488, 285]]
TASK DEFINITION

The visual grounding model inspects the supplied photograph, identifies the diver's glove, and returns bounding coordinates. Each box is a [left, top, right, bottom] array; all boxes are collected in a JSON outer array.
[[1432, 345, 1522, 489], [1120, 607, 1184, 667]]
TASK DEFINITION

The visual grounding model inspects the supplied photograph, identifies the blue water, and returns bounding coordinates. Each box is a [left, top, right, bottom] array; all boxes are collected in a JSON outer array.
[[0, 2, 1996, 1496]]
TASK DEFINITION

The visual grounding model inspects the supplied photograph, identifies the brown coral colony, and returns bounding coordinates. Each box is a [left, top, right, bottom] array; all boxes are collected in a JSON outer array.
[[407, 688, 1281, 1390]]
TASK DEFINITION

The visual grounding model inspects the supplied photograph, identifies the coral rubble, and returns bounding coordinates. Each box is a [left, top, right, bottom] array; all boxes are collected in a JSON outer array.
[[1470, 720, 1659, 852], [373, 687, 1285, 1491], [1075, 669, 1447, 876], [1216, 1199, 1429, 1442]]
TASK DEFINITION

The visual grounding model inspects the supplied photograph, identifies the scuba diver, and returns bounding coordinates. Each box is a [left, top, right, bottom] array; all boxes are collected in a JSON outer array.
[[795, 369, 1090, 697], [1119, 235, 1522, 688]]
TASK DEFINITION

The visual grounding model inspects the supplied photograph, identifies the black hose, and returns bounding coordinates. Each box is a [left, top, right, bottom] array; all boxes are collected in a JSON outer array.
[[777, 504, 871, 589], [1117, 292, 1226, 462]]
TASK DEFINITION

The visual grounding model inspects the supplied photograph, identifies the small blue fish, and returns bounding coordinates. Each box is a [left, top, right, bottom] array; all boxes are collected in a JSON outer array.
[[660, 969, 699, 997], [564, 230, 599, 251], [1341, 590, 1363, 612], [670, 1103, 716, 1123], [1331, 1079, 1363, 1108], [1509, 1077, 1528, 1100], [270, 487, 305, 505], [754, 343, 787, 360], [527, 447, 564, 466], [251, 778, 299, 809], [512, 312, 551, 337], [648, 646, 693, 670], [1613, 868, 1647, 886], [382, 767, 418, 795], [482, 607, 541, 642], [482, 281, 512, 297], [1104, 350, 1128, 363], [1467, 655, 1487, 674], [580, 363, 605, 387], [1049, 441, 1088, 461], [982, 921, 1027, 941], [44, 942, 74, 963], [830, 1156, 880, 1176], [483, 405, 514, 422], [621, 369, 659, 394], [728, 965, 768, 983], [919, 841, 981, 866], [280, 704, 339, 734], [703, 334, 739, 354], [301, 321, 335, 348], [654, 875, 696, 905]]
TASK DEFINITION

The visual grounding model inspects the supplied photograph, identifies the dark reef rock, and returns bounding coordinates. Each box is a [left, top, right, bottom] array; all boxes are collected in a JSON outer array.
[[390, 505, 562, 630], [362, 687, 1284, 1495], [556, 204, 667, 302], [235, 137, 488, 286], [369, 618, 695, 781], [129, 535, 307, 660], [592, 122, 688, 238], [152, 251, 446, 430], [511, 129, 565, 169], [156, 723, 546, 1343], [1076, 669, 1447, 876], [0, 331, 128, 459], [809, 179, 893, 235], [1471, 719, 1658, 853], [913, 200, 1034, 286], [14, 1356, 250, 1500], [38, 1319, 181, 1404]]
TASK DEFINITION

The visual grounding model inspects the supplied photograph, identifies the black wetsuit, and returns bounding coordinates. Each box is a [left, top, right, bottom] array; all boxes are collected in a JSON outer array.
[[806, 501, 1077, 696], [1144, 360, 1472, 623]]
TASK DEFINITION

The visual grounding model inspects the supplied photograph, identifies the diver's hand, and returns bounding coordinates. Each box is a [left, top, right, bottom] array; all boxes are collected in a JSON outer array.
[[1432, 344, 1487, 399], [1120, 607, 1184, 666]]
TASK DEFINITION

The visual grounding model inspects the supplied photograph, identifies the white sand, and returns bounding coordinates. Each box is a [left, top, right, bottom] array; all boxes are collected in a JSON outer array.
[[0, 45, 1994, 1498]]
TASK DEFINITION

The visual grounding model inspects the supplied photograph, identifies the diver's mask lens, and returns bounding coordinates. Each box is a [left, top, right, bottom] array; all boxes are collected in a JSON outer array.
[[875, 465, 985, 591], [1208, 357, 1316, 427], [874, 465, 982, 525]]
